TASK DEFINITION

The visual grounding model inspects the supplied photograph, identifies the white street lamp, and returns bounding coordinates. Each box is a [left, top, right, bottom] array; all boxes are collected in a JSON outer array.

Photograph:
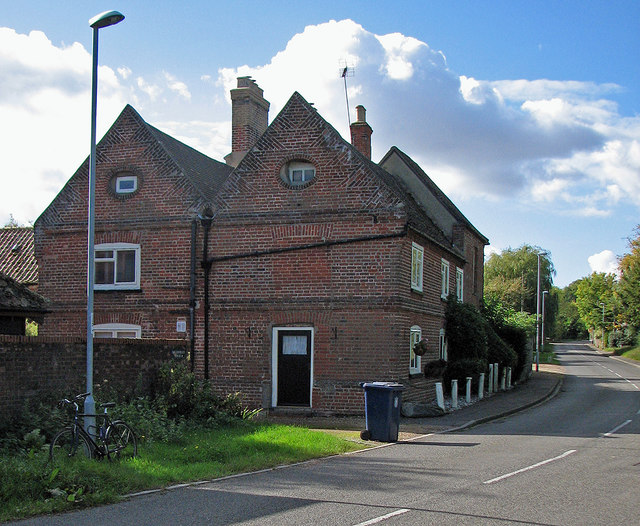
[[542, 290, 549, 353], [85, 10, 124, 429], [600, 302, 605, 350], [535, 251, 548, 372]]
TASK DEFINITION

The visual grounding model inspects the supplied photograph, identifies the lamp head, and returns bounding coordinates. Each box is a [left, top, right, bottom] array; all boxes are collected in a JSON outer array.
[[89, 10, 125, 29]]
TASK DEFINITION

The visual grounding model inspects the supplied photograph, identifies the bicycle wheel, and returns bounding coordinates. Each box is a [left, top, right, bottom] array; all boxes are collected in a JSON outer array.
[[105, 421, 137, 460], [50, 427, 93, 462]]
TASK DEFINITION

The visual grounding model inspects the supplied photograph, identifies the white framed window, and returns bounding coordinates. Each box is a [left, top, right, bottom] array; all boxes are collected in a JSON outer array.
[[441, 259, 450, 299], [410, 325, 422, 374], [287, 161, 315, 185], [439, 328, 448, 361], [456, 267, 464, 301], [115, 174, 137, 194], [411, 243, 424, 291], [95, 243, 140, 290], [93, 323, 141, 339]]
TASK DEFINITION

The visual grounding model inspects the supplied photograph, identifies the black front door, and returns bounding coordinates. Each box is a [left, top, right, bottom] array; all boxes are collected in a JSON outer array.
[[277, 329, 312, 406]]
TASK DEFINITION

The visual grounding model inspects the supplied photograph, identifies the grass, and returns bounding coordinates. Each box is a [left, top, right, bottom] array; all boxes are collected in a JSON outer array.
[[539, 343, 560, 364], [609, 344, 640, 362], [0, 422, 367, 522]]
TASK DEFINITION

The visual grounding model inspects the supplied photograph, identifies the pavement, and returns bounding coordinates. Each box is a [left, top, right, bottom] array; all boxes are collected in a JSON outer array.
[[265, 364, 564, 441]]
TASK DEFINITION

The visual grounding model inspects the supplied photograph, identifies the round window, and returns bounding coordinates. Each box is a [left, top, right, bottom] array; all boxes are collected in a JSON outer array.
[[279, 160, 316, 187]]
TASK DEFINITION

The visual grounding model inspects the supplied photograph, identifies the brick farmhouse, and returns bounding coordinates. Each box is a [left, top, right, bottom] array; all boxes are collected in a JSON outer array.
[[34, 77, 488, 413]]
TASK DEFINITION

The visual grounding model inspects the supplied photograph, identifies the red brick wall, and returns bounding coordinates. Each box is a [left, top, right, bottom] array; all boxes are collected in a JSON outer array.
[[0, 335, 186, 420], [34, 106, 202, 341]]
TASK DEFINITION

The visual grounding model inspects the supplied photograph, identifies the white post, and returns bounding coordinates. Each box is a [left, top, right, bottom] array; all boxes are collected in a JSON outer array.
[[466, 377, 472, 403], [507, 367, 512, 388], [494, 362, 499, 390], [435, 382, 445, 410], [500, 368, 506, 391], [478, 373, 485, 399], [451, 379, 458, 409], [488, 364, 494, 393]]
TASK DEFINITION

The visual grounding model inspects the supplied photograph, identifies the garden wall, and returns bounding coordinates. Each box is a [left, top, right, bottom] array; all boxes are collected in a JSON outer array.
[[0, 335, 188, 421]]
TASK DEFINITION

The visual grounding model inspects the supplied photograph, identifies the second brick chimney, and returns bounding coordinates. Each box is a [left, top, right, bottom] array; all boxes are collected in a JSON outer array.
[[224, 77, 270, 167], [350, 105, 373, 160]]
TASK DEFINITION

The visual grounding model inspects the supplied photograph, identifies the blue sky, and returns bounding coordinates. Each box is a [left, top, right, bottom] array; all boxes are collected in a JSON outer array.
[[2, 1, 639, 287]]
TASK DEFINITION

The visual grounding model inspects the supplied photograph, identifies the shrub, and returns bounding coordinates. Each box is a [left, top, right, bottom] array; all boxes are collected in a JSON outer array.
[[445, 296, 487, 361], [608, 327, 636, 348], [442, 359, 487, 395], [423, 359, 447, 378], [495, 324, 529, 380], [486, 324, 518, 369]]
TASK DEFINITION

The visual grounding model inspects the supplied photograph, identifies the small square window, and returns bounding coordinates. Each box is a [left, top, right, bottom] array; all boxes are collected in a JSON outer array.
[[116, 175, 137, 194]]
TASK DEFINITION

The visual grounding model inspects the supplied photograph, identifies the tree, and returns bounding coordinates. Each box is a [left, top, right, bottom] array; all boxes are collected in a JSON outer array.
[[553, 281, 588, 340], [575, 273, 617, 339], [484, 244, 555, 314], [617, 226, 640, 329]]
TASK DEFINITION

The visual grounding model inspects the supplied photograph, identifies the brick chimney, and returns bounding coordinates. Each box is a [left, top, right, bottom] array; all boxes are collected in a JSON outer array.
[[350, 105, 373, 160], [224, 77, 270, 167]]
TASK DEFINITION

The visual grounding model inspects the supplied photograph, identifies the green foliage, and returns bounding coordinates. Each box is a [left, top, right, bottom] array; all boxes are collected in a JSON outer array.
[[445, 296, 487, 361], [617, 226, 640, 329], [486, 324, 518, 369], [608, 327, 635, 348], [575, 272, 617, 331], [484, 245, 555, 314]]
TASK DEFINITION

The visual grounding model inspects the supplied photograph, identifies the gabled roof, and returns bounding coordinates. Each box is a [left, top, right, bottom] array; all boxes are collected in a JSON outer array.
[[0, 271, 48, 314], [0, 227, 38, 285], [145, 121, 233, 202], [37, 106, 233, 227], [380, 146, 489, 244], [127, 106, 234, 202], [233, 91, 457, 255]]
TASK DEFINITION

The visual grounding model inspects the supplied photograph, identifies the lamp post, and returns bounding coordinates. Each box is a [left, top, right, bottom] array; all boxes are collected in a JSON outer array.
[[600, 302, 605, 350], [85, 10, 125, 428], [541, 290, 549, 353], [535, 251, 548, 372]]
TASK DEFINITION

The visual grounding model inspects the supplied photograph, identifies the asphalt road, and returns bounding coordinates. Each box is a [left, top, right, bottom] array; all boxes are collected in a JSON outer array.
[[12, 342, 640, 525]]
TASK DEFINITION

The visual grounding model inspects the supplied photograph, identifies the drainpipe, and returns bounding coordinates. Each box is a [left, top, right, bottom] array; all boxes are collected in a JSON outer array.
[[189, 219, 197, 372], [199, 210, 214, 380]]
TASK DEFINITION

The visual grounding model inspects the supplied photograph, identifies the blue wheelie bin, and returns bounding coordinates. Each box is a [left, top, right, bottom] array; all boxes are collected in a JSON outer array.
[[360, 382, 405, 442]]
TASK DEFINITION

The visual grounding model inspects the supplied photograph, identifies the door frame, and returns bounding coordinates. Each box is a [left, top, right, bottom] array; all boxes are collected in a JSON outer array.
[[271, 326, 314, 407]]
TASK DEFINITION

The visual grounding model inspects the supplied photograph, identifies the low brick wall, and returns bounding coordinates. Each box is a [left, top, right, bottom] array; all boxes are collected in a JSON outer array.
[[0, 335, 188, 421]]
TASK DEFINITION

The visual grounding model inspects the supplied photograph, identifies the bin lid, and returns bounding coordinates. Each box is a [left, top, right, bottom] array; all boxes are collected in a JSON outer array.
[[361, 382, 405, 390]]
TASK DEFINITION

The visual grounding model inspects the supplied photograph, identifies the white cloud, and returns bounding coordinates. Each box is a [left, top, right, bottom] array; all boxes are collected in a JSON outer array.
[[117, 66, 132, 79], [163, 71, 191, 100], [214, 19, 639, 215], [588, 250, 619, 275], [0, 27, 128, 225], [136, 76, 161, 101]]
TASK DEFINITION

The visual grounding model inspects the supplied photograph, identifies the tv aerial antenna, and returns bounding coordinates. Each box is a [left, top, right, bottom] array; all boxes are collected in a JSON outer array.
[[339, 60, 355, 128]]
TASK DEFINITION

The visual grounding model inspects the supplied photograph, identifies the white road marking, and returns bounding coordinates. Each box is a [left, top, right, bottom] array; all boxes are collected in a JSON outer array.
[[603, 419, 632, 437], [483, 450, 577, 485], [352, 509, 410, 525]]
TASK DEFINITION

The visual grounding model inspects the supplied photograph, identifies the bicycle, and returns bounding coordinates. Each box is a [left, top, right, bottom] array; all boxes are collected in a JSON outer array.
[[49, 392, 137, 462]]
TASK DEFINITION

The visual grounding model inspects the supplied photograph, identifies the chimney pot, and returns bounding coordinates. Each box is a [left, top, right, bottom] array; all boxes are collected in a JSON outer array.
[[350, 105, 373, 160]]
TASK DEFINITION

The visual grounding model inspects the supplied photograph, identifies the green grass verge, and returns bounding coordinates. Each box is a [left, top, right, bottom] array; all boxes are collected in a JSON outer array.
[[539, 344, 560, 364], [613, 344, 640, 361], [0, 422, 366, 522]]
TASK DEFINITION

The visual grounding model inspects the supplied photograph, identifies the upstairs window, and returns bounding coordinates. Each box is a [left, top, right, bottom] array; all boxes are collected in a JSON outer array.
[[456, 267, 464, 301], [114, 173, 138, 194], [280, 160, 316, 187], [95, 243, 140, 290], [441, 259, 450, 299], [411, 243, 424, 292]]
